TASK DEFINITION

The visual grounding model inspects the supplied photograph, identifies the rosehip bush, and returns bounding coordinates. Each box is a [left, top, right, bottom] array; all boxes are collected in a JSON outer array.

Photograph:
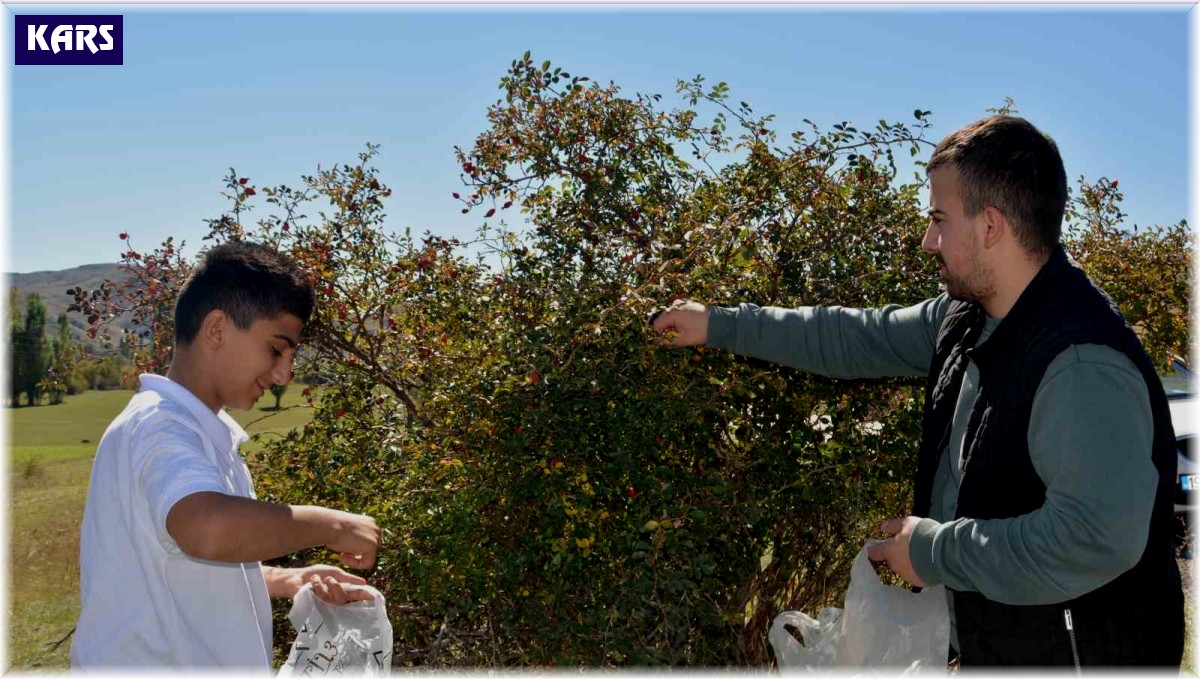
[[1063, 176, 1193, 371], [74, 56, 1191, 667]]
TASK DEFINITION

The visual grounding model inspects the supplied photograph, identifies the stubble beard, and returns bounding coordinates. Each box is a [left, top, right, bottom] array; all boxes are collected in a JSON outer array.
[[940, 252, 995, 305]]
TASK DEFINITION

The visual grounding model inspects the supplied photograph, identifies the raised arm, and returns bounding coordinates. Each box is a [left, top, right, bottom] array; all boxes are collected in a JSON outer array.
[[652, 294, 950, 379]]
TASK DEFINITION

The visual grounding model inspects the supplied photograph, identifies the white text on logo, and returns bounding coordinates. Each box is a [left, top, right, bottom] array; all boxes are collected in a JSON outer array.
[[27, 25, 115, 54]]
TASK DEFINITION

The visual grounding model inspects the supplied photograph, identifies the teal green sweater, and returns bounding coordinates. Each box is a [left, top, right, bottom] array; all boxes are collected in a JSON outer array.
[[706, 294, 1156, 647]]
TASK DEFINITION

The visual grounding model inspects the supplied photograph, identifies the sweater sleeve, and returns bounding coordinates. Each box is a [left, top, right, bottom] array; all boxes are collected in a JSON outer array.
[[908, 344, 1157, 604], [705, 294, 950, 379]]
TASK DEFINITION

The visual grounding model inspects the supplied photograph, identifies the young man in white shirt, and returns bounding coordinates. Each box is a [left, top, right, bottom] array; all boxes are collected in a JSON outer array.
[[72, 241, 382, 671]]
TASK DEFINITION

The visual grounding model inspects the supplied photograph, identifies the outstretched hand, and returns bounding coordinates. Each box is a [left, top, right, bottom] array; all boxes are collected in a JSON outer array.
[[648, 299, 709, 347], [866, 517, 926, 588]]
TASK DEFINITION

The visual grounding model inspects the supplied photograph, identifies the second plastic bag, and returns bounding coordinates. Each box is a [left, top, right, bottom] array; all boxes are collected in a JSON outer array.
[[769, 540, 949, 674]]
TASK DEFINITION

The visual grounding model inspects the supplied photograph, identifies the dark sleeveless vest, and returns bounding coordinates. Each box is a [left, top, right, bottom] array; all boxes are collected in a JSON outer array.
[[914, 246, 1183, 667]]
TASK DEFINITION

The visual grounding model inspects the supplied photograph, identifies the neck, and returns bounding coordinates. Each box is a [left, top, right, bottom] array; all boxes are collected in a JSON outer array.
[[165, 349, 223, 414], [979, 249, 1051, 319]]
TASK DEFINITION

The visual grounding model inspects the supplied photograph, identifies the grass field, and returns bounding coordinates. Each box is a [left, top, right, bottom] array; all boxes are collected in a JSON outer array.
[[6, 386, 316, 672]]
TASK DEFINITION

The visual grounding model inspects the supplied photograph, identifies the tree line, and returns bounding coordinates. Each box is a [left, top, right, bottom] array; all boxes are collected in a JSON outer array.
[[7, 288, 130, 407]]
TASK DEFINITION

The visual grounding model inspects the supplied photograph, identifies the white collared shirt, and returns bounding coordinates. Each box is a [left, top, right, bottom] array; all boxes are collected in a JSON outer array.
[[71, 374, 273, 672]]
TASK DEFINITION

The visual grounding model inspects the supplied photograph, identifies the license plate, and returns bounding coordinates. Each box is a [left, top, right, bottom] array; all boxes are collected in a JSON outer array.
[[1183, 475, 1198, 492]]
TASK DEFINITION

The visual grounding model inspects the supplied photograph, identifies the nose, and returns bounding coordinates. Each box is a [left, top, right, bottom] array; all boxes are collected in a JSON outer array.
[[921, 223, 938, 255], [271, 354, 293, 386]]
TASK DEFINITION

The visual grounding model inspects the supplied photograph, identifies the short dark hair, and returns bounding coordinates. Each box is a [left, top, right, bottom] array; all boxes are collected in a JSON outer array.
[[174, 241, 315, 345], [927, 115, 1068, 257]]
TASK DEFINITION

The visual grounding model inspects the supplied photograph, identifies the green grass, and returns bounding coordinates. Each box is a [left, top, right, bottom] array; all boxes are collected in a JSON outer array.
[[6, 385, 317, 672]]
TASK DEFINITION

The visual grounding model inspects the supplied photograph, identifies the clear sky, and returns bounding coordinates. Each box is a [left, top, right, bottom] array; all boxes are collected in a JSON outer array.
[[3, 3, 1191, 274]]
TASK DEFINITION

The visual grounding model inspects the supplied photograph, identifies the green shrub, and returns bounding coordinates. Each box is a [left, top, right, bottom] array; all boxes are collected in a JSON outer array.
[[72, 56, 1191, 667]]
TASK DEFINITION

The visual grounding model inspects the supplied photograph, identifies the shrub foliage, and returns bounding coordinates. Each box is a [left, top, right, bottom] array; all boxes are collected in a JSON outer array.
[[71, 55, 1192, 666]]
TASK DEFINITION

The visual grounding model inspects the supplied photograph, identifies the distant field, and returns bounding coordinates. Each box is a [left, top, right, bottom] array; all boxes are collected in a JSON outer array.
[[6, 385, 317, 672]]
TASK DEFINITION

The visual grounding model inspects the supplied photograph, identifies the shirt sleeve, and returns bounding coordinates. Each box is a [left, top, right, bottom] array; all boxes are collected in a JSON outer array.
[[133, 414, 229, 550], [705, 294, 950, 379], [908, 344, 1157, 604]]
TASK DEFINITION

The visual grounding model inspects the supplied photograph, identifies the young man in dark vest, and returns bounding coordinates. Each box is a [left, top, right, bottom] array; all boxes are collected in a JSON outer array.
[[651, 115, 1184, 667]]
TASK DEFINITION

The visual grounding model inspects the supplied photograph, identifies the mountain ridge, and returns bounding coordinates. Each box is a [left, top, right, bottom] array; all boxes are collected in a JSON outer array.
[[6, 262, 134, 347]]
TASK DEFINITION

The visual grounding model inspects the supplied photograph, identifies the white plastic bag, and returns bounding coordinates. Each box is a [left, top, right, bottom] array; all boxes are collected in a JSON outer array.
[[278, 583, 393, 677], [770, 540, 949, 674]]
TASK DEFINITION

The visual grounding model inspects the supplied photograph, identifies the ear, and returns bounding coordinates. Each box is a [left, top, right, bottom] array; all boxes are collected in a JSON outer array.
[[198, 309, 229, 351], [980, 206, 1008, 249]]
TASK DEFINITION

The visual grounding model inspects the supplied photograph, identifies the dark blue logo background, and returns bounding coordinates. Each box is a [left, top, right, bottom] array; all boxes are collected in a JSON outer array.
[[15, 15, 123, 65]]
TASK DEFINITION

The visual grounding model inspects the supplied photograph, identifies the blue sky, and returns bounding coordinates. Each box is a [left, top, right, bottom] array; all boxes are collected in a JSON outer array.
[[3, 3, 1191, 274]]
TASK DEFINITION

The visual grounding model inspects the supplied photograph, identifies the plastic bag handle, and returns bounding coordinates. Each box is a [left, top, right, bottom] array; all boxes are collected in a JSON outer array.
[[288, 583, 317, 631], [849, 539, 889, 599], [769, 610, 813, 662]]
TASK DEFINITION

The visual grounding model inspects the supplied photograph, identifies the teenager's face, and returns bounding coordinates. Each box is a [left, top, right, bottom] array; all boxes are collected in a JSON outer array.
[[214, 312, 303, 411], [922, 165, 995, 304]]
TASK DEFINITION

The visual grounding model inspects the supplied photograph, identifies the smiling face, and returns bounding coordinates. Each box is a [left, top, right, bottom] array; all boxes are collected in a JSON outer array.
[[210, 311, 304, 411], [923, 165, 996, 304]]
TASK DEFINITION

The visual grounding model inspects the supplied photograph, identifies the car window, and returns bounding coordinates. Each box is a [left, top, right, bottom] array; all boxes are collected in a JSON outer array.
[[1160, 358, 1194, 399]]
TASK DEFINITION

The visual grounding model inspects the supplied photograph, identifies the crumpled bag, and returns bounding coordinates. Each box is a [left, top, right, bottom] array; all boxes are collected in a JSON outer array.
[[278, 583, 393, 677], [769, 540, 949, 674]]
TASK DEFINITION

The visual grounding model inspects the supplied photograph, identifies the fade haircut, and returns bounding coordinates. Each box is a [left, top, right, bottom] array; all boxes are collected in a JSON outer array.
[[174, 241, 315, 345], [927, 115, 1068, 258]]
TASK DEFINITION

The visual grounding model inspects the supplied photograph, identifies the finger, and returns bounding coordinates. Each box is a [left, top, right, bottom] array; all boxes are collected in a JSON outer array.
[[310, 575, 332, 601], [324, 577, 350, 605], [342, 584, 376, 603], [880, 518, 904, 536], [335, 571, 368, 585], [646, 308, 666, 328], [650, 309, 673, 334], [867, 539, 889, 563]]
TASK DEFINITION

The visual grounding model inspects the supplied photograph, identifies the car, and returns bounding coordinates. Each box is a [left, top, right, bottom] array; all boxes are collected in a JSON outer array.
[[1162, 357, 1195, 555]]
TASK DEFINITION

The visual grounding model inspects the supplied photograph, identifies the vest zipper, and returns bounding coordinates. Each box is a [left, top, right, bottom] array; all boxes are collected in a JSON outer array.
[[1063, 608, 1082, 674]]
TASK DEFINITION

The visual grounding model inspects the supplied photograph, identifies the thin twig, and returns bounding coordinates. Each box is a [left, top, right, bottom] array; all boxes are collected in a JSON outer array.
[[46, 626, 75, 652]]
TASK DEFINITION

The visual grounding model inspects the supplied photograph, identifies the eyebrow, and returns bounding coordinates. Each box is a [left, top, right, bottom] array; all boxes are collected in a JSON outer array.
[[272, 334, 299, 350]]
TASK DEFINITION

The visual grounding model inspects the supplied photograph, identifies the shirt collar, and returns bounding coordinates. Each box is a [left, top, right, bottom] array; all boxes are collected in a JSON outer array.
[[137, 374, 249, 450]]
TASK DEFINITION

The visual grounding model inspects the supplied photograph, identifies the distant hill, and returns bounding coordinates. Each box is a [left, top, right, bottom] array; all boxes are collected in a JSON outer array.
[[6, 263, 134, 348]]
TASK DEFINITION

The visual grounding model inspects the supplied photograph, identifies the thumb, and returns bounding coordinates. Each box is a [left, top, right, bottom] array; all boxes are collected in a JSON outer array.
[[867, 539, 889, 562], [880, 518, 904, 536]]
